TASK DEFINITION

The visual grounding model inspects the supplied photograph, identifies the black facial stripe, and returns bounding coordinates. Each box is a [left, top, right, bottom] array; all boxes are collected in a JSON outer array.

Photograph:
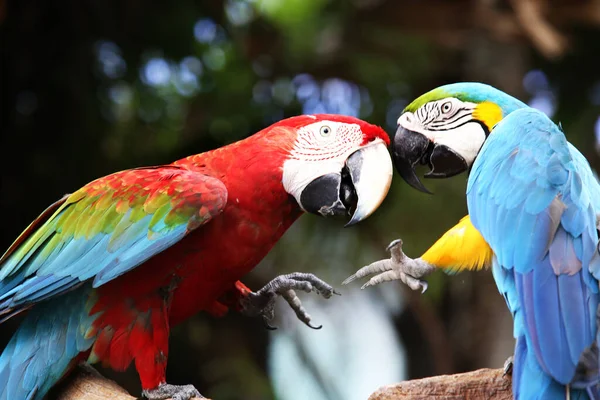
[[440, 108, 459, 120], [429, 113, 472, 129], [422, 103, 437, 124], [417, 102, 477, 131], [446, 107, 471, 120], [425, 119, 482, 132], [433, 111, 471, 125]]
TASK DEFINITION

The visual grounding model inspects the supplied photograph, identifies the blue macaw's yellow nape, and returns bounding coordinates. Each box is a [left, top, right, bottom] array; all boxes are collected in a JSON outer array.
[[345, 82, 600, 399]]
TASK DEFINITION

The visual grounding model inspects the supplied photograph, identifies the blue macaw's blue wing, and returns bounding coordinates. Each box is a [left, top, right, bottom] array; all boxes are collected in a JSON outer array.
[[467, 108, 600, 386]]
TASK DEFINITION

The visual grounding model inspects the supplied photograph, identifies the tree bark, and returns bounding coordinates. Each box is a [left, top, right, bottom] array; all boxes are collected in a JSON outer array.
[[369, 368, 512, 400], [55, 365, 206, 400], [58, 365, 510, 400]]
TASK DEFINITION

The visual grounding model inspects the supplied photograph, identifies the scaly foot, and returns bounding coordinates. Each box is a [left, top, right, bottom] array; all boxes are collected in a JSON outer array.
[[240, 272, 340, 330], [342, 239, 435, 292], [142, 383, 204, 400]]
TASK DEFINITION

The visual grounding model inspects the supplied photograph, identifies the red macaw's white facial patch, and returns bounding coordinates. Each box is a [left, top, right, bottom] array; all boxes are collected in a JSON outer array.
[[282, 120, 366, 202], [289, 120, 366, 162], [282, 118, 392, 219]]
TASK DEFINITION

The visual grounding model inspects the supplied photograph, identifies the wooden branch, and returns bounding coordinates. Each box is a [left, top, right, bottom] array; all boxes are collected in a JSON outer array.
[[369, 368, 512, 400], [55, 365, 135, 400], [57, 365, 511, 400], [358, 0, 600, 60], [509, 0, 569, 59], [56, 364, 206, 400]]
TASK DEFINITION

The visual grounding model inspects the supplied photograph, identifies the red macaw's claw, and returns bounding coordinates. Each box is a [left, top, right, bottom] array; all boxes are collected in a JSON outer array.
[[142, 383, 204, 400], [282, 289, 322, 330], [240, 272, 339, 330]]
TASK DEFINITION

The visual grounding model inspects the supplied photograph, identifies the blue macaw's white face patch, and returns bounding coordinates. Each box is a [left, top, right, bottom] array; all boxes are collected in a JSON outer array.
[[397, 98, 486, 167]]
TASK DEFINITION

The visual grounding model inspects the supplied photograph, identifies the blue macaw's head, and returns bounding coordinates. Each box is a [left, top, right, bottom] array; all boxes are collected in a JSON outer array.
[[392, 82, 527, 193]]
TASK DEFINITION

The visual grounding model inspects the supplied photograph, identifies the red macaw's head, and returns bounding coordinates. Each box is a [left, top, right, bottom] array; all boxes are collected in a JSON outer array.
[[275, 114, 393, 226]]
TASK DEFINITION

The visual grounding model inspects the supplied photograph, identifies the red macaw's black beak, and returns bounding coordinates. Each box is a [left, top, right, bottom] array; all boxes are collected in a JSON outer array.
[[392, 125, 468, 194], [300, 141, 392, 226]]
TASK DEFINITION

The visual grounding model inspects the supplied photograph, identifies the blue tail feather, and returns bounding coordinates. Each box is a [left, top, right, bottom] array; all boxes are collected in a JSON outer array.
[[514, 335, 591, 399], [0, 285, 98, 400], [587, 385, 600, 400]]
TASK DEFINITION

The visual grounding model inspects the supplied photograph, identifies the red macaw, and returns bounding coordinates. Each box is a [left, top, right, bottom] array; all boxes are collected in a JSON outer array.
[[0, 114, 392, 400]]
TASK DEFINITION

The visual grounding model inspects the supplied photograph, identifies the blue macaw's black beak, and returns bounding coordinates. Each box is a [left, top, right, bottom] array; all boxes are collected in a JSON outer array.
[[392, 126, 468, 194]]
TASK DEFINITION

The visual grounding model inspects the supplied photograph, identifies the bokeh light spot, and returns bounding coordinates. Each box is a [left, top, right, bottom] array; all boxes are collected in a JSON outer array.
[[253, 80, 272, 104], [523, 69, 549, 95], [181, 56, 203, 76], [108, 82, 133, 105], [225, 0, 254, 26], [386, 99, 407, 129], [141, 58, 171, 87], [293, 74, 319, 101], [95, 41, 127, 79], [203, 47, 227, 71], [271, 78, 295, 106], [194, 19, 218, 43], [528, 93, 556, 118]]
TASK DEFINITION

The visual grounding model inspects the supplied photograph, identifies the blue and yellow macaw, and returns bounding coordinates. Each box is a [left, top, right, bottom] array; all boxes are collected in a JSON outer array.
[[344, 83, 600, 399]]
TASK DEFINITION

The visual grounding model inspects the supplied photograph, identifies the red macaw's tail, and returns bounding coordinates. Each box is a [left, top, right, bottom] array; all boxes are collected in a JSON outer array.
[[0, 285, 98, 400]]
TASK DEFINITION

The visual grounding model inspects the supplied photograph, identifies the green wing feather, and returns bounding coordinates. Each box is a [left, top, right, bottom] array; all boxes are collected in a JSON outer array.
[[0, 165, 227, 321]]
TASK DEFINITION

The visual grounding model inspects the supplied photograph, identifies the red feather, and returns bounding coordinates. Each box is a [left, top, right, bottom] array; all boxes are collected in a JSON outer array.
[[6, 114, 385, 392]]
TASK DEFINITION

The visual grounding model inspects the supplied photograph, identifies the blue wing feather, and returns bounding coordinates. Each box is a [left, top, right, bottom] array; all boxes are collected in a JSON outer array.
[[467, 108, 599, 387], [0, 168, 228, 321]]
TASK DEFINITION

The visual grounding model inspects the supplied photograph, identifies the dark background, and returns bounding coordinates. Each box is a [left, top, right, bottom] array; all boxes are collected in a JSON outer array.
[[2, 1, 600, 399]]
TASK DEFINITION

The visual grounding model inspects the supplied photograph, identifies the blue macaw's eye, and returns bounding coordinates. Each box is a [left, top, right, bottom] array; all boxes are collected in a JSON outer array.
[[320, 126, 331, 136], [442, 102, 452, 113]]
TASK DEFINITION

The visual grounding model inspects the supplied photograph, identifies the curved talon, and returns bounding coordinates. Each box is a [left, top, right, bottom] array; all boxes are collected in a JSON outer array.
[[389, 240, 406, 263], [503, 356, 514, 377], [243, 273, 338, 330], [282, 289, 325, 329], [264, 320, 278, 330], [386, 239, 403, 252]]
